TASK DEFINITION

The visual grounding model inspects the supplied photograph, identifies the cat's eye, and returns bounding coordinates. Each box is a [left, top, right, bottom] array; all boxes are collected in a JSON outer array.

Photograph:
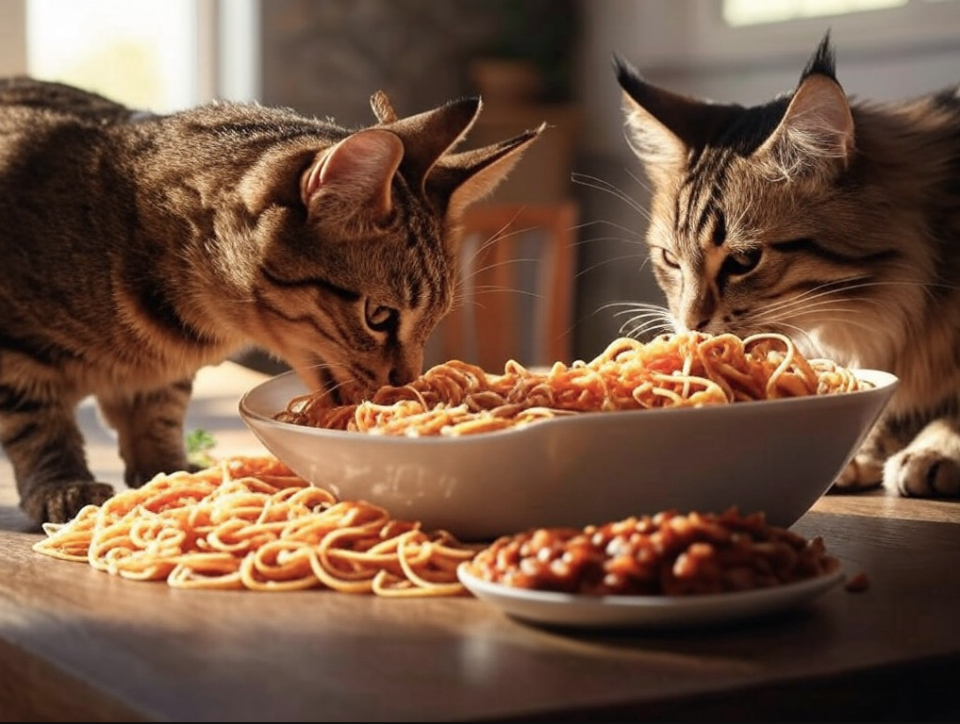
[[658, 248, 680, 269], [723, 248, 762, 276], [364, 301, 399, 333]]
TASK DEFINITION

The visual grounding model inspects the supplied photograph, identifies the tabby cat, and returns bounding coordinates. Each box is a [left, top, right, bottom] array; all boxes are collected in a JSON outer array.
[[0, 77, 542, 526], [615, 34, 960, 499]]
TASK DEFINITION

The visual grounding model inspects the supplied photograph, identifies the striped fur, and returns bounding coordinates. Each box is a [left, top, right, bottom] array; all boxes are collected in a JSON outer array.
[[617, 34, 960, 499], [0, 77, 542, 525]]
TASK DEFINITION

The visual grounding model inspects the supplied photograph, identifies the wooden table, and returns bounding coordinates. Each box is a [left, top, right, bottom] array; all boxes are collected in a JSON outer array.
[[1, 362, 959, 722]]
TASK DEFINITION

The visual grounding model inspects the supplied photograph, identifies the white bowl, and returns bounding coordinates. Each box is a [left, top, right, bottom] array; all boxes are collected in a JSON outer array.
[[238, 369, 898, 542]]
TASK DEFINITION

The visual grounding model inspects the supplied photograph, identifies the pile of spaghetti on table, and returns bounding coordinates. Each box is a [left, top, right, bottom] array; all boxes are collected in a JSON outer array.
[[32, 458, 847, 598], [275, 331, 867, 437], [463, 508, 842, 596], [32, 455, 481, 596]]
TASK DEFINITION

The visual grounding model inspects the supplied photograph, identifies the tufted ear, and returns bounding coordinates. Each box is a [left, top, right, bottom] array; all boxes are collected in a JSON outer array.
[[615, 33, 853, 183], [754, 37, 854, 179], [614, 53, 740, 175], [380, 96, 483, 190], [427, 124, 546, 219], [299, 129, 404, 222]]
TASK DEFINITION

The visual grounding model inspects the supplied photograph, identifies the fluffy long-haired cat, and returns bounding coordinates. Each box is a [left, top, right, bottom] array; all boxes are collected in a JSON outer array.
[[0, 77, 542, 525], [614, 33, 960, 499]]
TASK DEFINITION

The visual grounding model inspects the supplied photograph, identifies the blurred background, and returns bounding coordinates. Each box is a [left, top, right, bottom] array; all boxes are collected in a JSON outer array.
[[2, 0, 959, 369]]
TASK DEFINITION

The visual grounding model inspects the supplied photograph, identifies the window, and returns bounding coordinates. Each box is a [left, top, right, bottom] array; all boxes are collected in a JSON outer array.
[[0, 0, 259, 112], [681, 0, 960, 65], [724, 0, 909, 27], [27, 0, 204, 112]]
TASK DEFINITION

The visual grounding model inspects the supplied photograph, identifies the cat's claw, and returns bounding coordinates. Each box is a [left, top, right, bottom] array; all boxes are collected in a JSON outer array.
[[884, 449, 960, 498], [21, 480, 115, 527]]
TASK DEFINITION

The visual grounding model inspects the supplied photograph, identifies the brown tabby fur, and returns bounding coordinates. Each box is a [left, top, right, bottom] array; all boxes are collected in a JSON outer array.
[[0, 78, 542, 526], [615, 34, 960, 499]]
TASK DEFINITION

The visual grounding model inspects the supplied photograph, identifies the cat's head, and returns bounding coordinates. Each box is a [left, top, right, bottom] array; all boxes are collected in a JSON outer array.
[[250, 92, 542, 401], [615, 33, 913, 366]]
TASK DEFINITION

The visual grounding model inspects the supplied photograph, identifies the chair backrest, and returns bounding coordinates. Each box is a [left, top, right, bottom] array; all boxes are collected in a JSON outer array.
[[425, 201, 578, 373]]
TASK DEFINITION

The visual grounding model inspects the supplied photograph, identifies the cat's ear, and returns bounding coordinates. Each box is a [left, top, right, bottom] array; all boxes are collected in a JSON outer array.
[[614, 54, 739, 174], [383, 97, 482, 188], [755, 36, 854, 178], [427, 124, 546, 219], [300, 128, 404, 221]]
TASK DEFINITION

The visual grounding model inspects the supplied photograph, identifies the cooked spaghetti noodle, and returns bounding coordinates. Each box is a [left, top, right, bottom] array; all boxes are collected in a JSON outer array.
[[32, 455, 481, 596], [276, 331, 866, 437]]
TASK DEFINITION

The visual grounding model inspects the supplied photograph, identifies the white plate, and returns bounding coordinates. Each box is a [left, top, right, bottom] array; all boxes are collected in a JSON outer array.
[[457, 563, 846, 629]]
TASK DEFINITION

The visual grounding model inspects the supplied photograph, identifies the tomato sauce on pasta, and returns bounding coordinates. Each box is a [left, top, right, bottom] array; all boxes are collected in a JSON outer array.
[[275, 331, 866, 437], [33, 455, 481, 596]]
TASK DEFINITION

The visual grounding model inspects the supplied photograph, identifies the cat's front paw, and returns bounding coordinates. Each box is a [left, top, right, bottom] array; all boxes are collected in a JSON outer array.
[[21, 480, 115, 526], [832, 452, 884, 492], [884, 448, 960, 498]]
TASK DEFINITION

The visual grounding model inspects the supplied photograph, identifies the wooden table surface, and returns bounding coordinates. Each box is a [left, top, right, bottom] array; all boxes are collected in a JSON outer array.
[[1, 362, 959, 722]]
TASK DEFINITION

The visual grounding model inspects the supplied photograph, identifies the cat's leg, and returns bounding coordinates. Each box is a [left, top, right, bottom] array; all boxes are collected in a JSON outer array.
[[96, 378, 197, 488], [832, 419, 902, 492], [0, 392, 114, 526], [883, 418, 960, 498]]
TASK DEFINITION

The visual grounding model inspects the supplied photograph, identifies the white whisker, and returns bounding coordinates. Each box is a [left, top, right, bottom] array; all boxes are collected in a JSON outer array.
[[571, 234, 646, 249], [575, 253, 648, 280], [571, 172, 650, 221], [571, 218, 646, 240]]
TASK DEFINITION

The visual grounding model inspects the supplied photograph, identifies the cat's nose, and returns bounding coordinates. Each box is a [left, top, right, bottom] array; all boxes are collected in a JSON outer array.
[[681, 314, 712, 333], [388, 362, 421, 387], [388, 351, 423, 387]]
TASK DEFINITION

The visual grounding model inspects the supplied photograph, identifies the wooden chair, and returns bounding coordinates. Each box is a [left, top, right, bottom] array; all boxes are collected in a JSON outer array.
[[426, 200, 578, 372]]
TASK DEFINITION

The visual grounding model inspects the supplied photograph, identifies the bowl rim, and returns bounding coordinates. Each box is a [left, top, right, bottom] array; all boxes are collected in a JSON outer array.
[[238, 367, 899, 444]]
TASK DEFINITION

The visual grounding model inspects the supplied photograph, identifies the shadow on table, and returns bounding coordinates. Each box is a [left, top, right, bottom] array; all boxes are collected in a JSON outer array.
[[0, 504, 37, 533]]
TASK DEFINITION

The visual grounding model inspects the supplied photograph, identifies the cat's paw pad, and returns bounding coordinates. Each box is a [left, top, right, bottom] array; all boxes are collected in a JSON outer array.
[[884, 449, 960, 498], [21, 480, 116, 526], [832, 453, 884, 492]]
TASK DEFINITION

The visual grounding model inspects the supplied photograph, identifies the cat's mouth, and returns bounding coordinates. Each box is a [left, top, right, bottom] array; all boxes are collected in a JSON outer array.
[[291, 348, 375, 406], [293, 358, 348, 406], [314, 364, 367, 406]]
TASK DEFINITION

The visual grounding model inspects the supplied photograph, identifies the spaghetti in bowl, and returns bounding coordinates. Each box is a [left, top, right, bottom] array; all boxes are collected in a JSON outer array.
[[238, 333, 898, 541]]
